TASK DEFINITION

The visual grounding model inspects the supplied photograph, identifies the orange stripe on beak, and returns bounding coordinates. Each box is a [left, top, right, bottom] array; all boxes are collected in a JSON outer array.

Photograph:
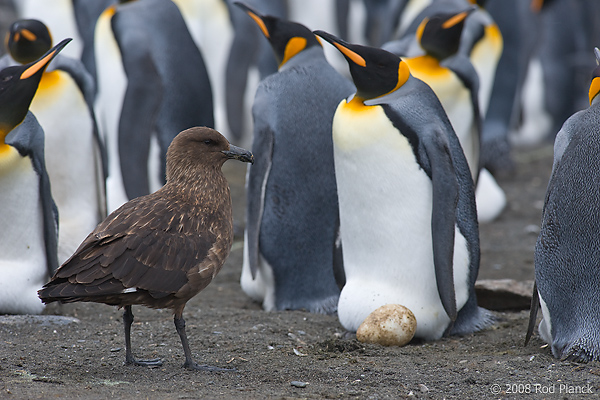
[[333, 42, 366, 67]]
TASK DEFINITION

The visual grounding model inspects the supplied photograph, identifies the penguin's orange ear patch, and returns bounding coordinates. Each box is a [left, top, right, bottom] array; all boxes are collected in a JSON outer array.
[[333, 42, 366, 67], [589, 76, 600, 105], [280, 37, 306, 67], [390, 60, 410, 93], [415, 17, 429, 44]]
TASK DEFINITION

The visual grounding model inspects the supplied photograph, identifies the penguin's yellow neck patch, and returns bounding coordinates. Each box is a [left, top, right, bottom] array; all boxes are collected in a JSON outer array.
[[104, 4, 117, 18], [280, 37, 306, 68], [0, 127, 12, 155], [38, 70, 61, 91], [589, 77, 600, 105], [345, 95, 369, 111], [333, 97, 411, 153], [404, 55, 449, 79]]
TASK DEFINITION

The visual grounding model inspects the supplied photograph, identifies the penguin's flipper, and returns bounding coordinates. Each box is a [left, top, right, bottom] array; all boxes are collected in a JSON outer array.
[[6, 112, 59, 276], [422, 129, 459, 322], [332, 212, 345, 289], [245, 123, 274, 279], [112, 15, 163, 200], [525, 281, 539, 346]]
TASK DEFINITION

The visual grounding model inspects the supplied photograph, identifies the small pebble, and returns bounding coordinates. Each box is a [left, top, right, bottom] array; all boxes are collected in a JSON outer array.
[[110, 348, 122, 352], [290, 381, 308, 388]]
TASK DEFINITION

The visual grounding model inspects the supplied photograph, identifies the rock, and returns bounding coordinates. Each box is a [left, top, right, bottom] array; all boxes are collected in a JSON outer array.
[[475, 279, 534, 310], [356, 304, 416, 347]]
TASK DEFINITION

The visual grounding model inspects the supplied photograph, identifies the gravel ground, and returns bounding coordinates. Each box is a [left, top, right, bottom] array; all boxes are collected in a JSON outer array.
[[2, 144, 600, 399]]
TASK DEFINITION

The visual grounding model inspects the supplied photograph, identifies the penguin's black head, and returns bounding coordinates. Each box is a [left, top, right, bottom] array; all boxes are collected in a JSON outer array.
[[0, 38, 70, 136], [234, 2, 321, 69], [416, 9, 474, 61], [5, 19, 52, 64], [314, 30, 409, 101], [589, 48, 600, 105]]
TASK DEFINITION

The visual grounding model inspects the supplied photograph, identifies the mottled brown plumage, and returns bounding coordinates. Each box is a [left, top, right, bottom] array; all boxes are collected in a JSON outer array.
[[38, 126, 253, 370]]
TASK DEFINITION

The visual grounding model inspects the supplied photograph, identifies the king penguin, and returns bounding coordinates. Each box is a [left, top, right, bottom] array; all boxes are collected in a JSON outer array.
[[1, 19, 108, 263], [403, 8, 480, 181], [224, 0, 288, 143], [237, 3, 354, 313], [383, 0, 502, 118], [13, 0, 82, 59], [400, 9, 506, 222], [314, 30, 492, 340], [525, 48, 600, 363], [94, 0, 214, 212], [0, 39, 70, 314]]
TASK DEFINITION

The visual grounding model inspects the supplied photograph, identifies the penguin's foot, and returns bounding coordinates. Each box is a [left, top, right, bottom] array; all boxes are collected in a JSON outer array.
[[125, 356, 163, 367], [563, 345, 598, 363], [183, 361, 235, 372]]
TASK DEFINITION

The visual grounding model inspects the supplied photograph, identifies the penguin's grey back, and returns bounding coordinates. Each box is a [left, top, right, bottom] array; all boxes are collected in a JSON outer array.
[[535, 103, 600, 360]]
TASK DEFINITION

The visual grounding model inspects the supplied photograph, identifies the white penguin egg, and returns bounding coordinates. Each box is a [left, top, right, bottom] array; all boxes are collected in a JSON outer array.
[[356, 304, 417, 347]]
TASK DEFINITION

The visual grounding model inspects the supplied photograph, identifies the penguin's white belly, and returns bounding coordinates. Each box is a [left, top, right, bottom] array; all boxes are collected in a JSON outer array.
[[332, 100, 469, 340], [514, 58, 552, 146], [0, 149, 47, 314], [241, 231, 276, 311], [537, 291, 553, 346], [435, 86, 477, 181], [31, 71, 102, 263], [95, 9, 129, 213], [470, 24, 502, 116]]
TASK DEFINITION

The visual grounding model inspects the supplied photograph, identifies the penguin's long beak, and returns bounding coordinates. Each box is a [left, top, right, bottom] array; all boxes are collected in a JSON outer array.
[[234, 2, 270, 38], [441, 9, 473, 30], [222, 144, 254, 164], [313, 30, 366, 67], [20, 38, 71, 80]]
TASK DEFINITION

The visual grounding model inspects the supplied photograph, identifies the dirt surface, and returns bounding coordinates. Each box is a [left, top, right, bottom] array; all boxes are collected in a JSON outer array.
[[2, 143, 600, 400]]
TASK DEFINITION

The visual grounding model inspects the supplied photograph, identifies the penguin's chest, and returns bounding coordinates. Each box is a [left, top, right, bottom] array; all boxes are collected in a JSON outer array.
[[404, 57, 472, 138], [404, 58, 476, 177], [0, 148, 45, 263], [332, 99, 434, 271], [31, 71, 97, 198], [470, 24, 502, 113]]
